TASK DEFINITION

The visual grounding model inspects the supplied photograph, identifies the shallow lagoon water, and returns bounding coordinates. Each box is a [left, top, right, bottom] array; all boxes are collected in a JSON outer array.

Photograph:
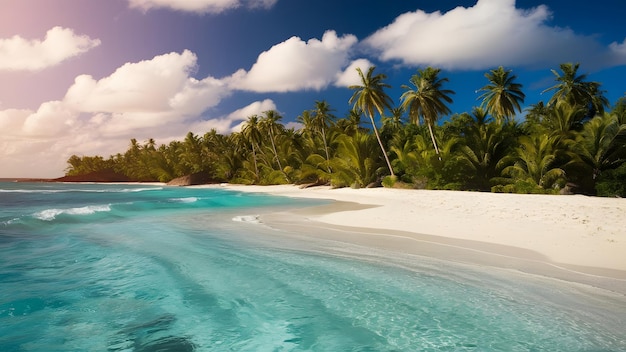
[[1, 183, 625, 351]]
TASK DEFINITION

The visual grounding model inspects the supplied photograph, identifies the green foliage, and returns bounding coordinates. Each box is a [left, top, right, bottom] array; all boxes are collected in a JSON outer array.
[[477, 66, 525, 124], [349, 66, 395, 176], [492, 179, 559, 194], [329, 133, 382, 188], [595, 163, 626, 197], [63, 62, 625, 197]]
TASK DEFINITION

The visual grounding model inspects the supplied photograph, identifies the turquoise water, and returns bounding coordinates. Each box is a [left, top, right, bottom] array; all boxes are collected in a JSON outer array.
[[1, 183, 625, 351]]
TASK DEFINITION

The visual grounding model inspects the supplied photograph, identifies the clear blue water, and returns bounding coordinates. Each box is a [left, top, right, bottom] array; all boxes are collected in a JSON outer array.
[[1, 182, 625, 351]]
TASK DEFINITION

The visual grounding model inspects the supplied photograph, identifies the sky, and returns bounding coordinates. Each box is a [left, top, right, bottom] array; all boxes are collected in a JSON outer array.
[[1, 0, 625, 178]]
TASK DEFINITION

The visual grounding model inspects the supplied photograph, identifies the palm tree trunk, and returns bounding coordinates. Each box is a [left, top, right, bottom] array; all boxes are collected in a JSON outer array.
[[268, 128, 289, 182], [368, 113, 395, 176], [427, 123, 442, 161], [251, 143, 259, 180], [321, 127, 332, 173]]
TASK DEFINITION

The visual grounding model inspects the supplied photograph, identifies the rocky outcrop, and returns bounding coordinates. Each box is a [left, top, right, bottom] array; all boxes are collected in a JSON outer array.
[[53, 169, 132, 182], [166, 172, 217, 186]]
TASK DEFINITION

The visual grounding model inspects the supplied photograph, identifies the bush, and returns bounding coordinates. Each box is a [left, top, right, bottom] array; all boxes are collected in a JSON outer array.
[[382, 175, 397, 188], [491, 179, 558, 194], [596, 164, 626, 197]]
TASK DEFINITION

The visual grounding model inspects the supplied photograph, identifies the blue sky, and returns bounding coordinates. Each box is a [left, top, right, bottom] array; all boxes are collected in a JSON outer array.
[[1, 0, 625, 177]]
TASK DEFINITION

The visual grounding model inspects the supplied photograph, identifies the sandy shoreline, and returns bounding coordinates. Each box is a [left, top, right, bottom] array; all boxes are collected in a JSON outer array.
[[200, 184, 626, 293]]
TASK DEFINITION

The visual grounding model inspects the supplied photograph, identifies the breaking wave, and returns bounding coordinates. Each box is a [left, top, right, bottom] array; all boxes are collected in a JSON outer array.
[[169, 197, 199, 203], [33, 205, 112, 221], [0, 187, 162, 194]]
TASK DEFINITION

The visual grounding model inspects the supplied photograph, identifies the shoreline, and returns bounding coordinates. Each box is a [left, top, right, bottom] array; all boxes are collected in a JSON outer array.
[[202, 184, 626, 293]]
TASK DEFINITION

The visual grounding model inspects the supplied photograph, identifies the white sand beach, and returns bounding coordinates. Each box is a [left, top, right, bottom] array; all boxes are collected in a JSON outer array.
[[209, 184, 626, 291]]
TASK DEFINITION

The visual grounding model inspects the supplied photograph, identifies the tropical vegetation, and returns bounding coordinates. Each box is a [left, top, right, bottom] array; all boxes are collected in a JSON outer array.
[[65, 63, 626, 197]]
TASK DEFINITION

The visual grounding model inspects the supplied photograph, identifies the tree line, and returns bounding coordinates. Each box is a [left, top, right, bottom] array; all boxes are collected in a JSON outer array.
[[66, 63, 626, 196]]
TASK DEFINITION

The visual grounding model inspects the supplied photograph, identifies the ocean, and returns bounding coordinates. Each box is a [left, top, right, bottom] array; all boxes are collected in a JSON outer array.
[[1, 182, 624, 351]]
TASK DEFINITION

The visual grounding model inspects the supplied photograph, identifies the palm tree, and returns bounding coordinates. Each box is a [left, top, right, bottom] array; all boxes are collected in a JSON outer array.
[[455, 108, 511, 190], [542, 62, 608, 118], [502, 134, 565, 190], [259, 110, 284, 171], [349, 66, 395, 176], [541, 100, 586, 141], [381, 107, 405, 134], [240, 115, 262, 181], [335, 109, 365, 136], [400, 66, 454, 158], [179, 132, 204, 174], [477, 66, 525, 124], [574, 113, 626, 182], [330, 132, 382, 188], [612, 96, 626, 125], [312, 101, 336, 172]]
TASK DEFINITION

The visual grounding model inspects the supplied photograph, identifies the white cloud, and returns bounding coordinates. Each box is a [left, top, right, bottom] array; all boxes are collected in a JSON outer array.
[[0, 109, 30, 135], [364, 0, 625, 70], [0, 26, 100, 71], [128, 0, 277, 14], [227, 99, 278, 132], [334, 59, 374, 87], [0, 50, 233, 177], [62, 50, 229, 136], [66, 50, 200, 112], [228, 30, 358, 92], [609, 38, 626, 58], [23, 101, 79, 136]]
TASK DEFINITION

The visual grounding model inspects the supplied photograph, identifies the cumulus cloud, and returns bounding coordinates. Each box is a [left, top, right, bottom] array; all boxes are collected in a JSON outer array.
[[228, 30, 358, 92], [128, 0, 277, 14], [0, 50, 233, 177], [191, 99, 277, 134], [608, 38, 626, 64], [62, 50, 229, 136], [23, 101, 79, 136], [0, 26, 100, 71], [334, 59, 374, 87], [66, 50, 228, 114], [364, 0, 626, 70]]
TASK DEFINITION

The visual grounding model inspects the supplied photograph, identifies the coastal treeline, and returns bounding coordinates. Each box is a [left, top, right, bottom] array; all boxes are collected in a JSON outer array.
[[65, 63, 626, 196]]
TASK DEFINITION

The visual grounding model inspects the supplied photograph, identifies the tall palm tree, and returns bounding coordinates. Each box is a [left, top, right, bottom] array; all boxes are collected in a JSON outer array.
[[477, 66, 525, 124], [349, 66, 395, 176], [400, 66, 455, 158], [313, 101, 336, 172], [542, 62, 609, 118], [260, 110, 290, 182], [240, 115, 262, 181], [259, 110, 284, 170]]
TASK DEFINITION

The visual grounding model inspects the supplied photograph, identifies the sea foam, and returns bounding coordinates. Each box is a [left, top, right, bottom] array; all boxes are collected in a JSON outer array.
[[170, 197, 199, 203], [232, 215, 261, 224], [34, 205, 112, 221]]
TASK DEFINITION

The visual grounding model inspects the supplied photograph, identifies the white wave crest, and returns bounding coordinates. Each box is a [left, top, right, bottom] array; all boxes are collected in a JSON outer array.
[[0, 189, 65, 194], [116, 187, 163, 193], [1, 218, 21, 226], [0, 187, 162, 194], [232, 215, 261, 224], [170, 197, 199, 203], [34, 205, 112, 221]]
